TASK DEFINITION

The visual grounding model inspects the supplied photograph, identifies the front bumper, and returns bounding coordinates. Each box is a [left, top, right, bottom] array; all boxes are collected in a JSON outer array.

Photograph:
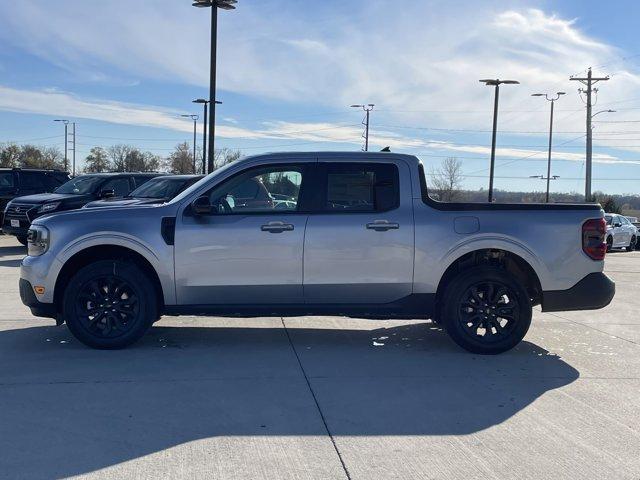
[[542, 272, 615, 312], [2, 222, 29, 237], [19, 278, 57, 319]]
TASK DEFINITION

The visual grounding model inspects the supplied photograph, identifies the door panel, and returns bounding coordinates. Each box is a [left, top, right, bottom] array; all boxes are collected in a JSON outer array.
[[174, 163, 311, 305], [175, 214, 307, 304], [303, 161, 414, 304]]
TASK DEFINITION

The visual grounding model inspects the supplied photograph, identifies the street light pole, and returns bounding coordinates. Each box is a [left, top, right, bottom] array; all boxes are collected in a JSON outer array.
[[181, 114, 199, 173], [479, 79, 519, 202], [54, 119, 69, 172], [532, 92, 565, 202], [350, 104, 375, 151], [193, 99, 222, 174], [71, 122, 76, 176], [192, 0, 237, 174]]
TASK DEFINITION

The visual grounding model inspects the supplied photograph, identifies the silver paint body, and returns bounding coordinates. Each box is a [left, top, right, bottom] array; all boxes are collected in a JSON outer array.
[[21, 152, 605, 310]]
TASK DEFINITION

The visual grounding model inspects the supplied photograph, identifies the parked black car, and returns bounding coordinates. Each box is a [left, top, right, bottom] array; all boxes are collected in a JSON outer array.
[[0, 168, 70, 234], [3, 172, 163, 244], [83, 174, 203, 209]]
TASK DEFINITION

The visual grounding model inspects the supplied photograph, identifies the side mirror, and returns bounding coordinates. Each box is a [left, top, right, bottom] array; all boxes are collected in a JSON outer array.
[[100, 188, 115, 199], [191, 195, 213, 215]]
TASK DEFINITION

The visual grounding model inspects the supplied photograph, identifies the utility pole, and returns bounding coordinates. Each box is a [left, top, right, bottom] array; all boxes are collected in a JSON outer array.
[[570, 68, 609, 202], [54, 119, 69, 172], [532, 92, 565, 202], [350, 104, 374, 151], [479, 79, 520, 202]]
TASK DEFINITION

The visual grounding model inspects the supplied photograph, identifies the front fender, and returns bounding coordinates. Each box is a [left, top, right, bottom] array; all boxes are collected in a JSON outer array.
[[54, 232, 176, 305]]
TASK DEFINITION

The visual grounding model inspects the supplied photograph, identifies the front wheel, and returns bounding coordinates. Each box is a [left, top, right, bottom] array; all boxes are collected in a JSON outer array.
[[16, 235, 28, 246], [441, 266, 532, 354], [606, 236, 613, 253], [63, 260, 158, 349]]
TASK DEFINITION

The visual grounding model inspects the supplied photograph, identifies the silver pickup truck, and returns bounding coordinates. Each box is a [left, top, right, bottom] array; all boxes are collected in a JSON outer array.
[[20, 152, 615, 353]]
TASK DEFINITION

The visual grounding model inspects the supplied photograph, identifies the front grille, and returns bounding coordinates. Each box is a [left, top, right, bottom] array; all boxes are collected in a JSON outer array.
[[4, 203, 34, 222]]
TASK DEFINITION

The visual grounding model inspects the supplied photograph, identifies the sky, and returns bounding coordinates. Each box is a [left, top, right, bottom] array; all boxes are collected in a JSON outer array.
[[1, 0, 640, 194]]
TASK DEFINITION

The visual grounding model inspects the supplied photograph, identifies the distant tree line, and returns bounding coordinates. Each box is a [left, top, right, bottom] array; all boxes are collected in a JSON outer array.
[[0, 143, 64, 170], [1, 142, 242, 175]]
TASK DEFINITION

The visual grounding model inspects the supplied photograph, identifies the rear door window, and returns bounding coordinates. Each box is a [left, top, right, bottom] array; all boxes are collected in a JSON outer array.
[[0, 171, 14, 188], [321, 163, 399, 213], [19, 171, 45, 192]]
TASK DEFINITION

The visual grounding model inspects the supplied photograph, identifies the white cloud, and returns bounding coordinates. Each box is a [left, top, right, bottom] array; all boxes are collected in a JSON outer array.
[[1, 2, 639, 139], [0, 85, 635, 166]]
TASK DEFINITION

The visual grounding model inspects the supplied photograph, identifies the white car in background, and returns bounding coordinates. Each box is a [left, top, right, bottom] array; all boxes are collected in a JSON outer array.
[[605, 214, 638, 251]]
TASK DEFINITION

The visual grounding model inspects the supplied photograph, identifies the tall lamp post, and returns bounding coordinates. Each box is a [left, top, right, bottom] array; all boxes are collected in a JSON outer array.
[[350, 104, 375, 151], [181, 114, 199, 173], [531, 91, 565, 202], [53, 119, 69, 172], [587, 109, 616, 200], [193, 99, 222, 174], [479, 79, 519, 202], [192, 0, 237, 174]]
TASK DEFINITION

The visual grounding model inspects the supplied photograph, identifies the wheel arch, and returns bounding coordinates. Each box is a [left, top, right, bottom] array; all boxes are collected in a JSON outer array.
[[53, 245, 165, 316], [435, 248, 543, 312]]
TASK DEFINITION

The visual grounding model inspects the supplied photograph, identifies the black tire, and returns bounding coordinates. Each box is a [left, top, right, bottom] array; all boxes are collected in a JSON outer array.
[[606, 236, 613, 253], [16, 235, 28, 246], [627, 236, 637, 252], [63, 260, 158, 349], [441, 266, 532, 354]]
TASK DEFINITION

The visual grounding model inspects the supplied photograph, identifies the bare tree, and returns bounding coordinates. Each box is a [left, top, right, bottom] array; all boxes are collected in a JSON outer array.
[[108, 144, 134, 172], [108, 145, 159, 172], [166, 142, 194, 174], [213, 148, 242, 170], [17, 145, 63, 170], [84, 147, 111, 172], [430, 157, 463, 202]]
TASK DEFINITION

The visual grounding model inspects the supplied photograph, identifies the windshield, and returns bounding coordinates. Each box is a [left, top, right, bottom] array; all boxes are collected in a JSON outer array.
[[129, 177, 191, 199], [169, 160, 242, 205], [55, 176, 105, 195]]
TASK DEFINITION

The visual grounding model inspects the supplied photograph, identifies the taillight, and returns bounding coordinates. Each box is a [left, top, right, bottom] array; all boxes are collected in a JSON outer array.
[[582, 218, 607, 261]]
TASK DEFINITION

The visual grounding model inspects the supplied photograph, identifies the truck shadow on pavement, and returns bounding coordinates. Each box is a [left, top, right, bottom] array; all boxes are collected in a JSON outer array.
[[0, 322, 579, 479]]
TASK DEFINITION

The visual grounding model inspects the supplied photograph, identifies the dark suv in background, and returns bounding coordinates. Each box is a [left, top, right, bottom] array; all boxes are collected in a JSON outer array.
[[1, 168, 70, 236], [3, 172, 163, 244]]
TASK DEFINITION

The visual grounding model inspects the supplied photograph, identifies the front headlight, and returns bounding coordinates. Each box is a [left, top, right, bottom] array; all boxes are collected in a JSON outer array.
[[27, 226, 50, 257], [37, 202, 61, 214]]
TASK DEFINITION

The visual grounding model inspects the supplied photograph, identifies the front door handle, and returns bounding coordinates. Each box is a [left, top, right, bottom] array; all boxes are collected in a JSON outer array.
[[366, 220, 400, 231], [261, 221, 294, 233]]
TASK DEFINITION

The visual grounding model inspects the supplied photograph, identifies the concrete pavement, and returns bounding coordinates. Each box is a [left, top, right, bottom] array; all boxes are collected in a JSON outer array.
[[0, 235, 638, 479]]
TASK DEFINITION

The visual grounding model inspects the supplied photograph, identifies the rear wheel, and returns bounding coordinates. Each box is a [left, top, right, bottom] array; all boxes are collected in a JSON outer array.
[[627, 236, 637, 252], [63, 260, 157, 349], [441, 266, 532, 354]]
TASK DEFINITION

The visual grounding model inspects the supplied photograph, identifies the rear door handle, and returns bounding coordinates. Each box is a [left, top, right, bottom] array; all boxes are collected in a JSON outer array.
[[366, 220, 400, 231], [261, 221, 294, 233]]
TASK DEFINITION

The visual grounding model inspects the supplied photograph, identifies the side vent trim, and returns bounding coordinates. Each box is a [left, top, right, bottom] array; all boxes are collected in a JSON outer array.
[[161, 217, 176, 246]]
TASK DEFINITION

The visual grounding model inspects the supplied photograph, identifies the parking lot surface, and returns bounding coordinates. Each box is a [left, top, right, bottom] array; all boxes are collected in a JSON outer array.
[[0, 234, 639, 480]]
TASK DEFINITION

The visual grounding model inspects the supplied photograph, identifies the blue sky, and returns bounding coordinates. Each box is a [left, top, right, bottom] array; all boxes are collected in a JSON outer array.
[[1, 0, 640, 194]]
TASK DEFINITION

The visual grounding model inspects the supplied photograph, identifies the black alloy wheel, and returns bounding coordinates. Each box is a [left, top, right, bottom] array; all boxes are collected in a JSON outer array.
[[63, 260, 157, 349], [458, 281, 520, 344], [75, 275, 140, 338], [442, 266, 532, 354]]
